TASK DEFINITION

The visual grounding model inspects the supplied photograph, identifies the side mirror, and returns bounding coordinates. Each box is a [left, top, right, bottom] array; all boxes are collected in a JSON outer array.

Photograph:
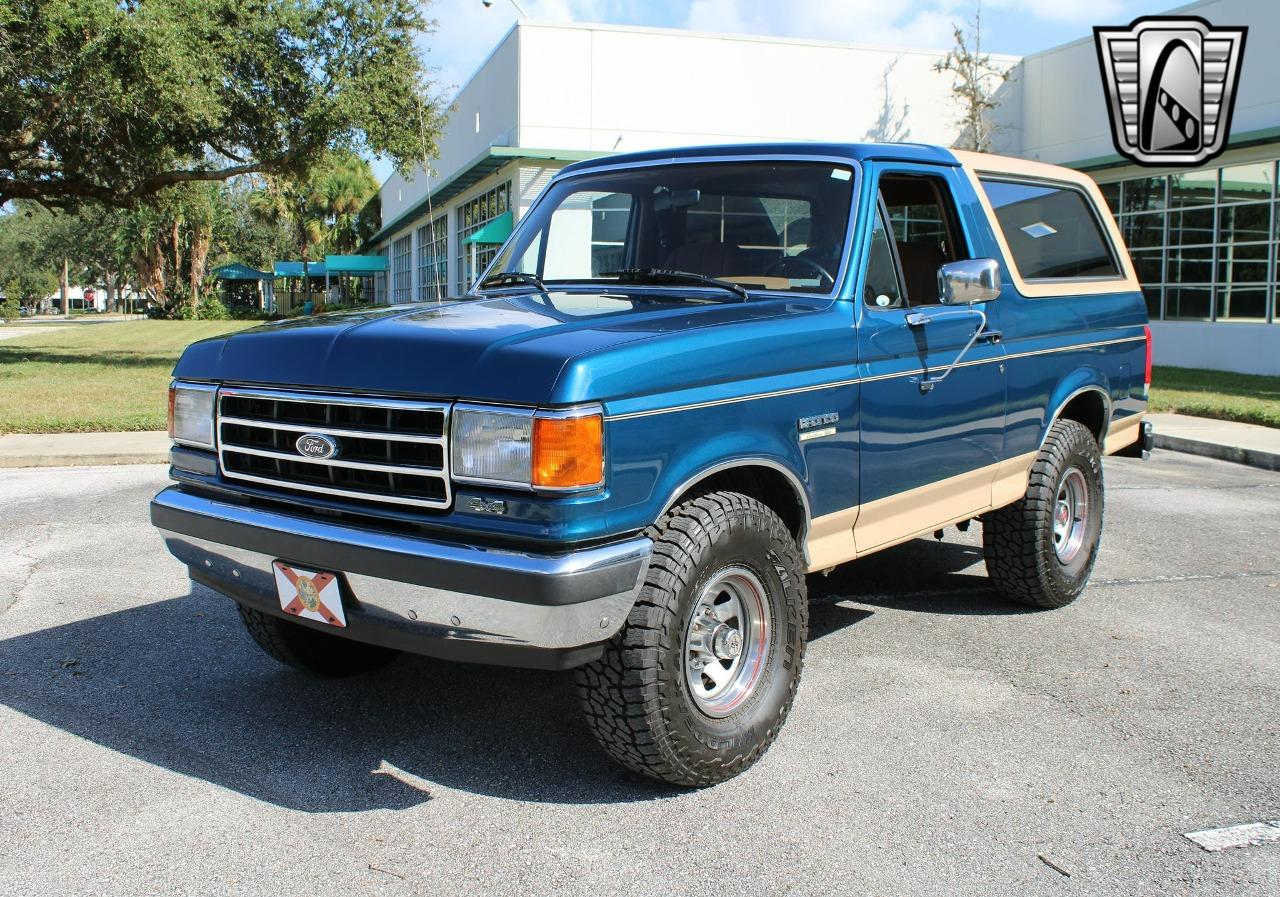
[[937, 258, 1001, 305]]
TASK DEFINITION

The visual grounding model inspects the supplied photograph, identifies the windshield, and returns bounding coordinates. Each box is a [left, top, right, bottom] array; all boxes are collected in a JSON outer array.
[[485, 161, 856, 296]]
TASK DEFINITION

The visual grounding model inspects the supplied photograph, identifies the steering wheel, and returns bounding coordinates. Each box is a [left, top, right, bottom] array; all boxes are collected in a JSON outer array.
[[765, 255, 835, 289]]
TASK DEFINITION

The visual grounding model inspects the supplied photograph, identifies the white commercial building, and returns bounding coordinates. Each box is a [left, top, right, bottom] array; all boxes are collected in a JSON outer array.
[[991, 0, 1280, 374], [371, 0, 1280, 374], [369, 22, 1006, 300]]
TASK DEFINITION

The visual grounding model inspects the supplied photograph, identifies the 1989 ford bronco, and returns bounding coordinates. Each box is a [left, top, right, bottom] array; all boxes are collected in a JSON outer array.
[[152, 143, 1155, 786]]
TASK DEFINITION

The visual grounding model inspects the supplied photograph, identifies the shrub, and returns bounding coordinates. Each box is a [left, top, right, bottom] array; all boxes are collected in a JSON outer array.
[[195, 296, 231, 320], [0, 298, 20, 323]]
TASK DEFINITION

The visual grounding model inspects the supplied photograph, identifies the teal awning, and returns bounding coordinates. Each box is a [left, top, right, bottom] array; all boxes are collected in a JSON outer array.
[[462, 211, 513, 245], [274, 261, 326, 278], [213, 263, 271, 281], [325, 254, 388, 274]]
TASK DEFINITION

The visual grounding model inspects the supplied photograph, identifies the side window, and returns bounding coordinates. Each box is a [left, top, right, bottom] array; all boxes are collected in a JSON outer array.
[[979, 178, 1122, 280], [862, 206, 905, 309], [879, 174, 969, 306]]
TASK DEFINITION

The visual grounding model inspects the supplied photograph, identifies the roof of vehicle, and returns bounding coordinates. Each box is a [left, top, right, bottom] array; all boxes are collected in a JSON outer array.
[[558, 141, 960, 174]]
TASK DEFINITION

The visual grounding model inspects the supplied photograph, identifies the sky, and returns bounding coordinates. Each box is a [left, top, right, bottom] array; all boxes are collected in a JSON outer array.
[[372, 0, 1181, 180]]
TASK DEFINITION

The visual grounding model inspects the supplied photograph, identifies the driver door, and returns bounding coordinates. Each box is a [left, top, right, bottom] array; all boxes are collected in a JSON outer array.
[[854, 165, 1008, 553]]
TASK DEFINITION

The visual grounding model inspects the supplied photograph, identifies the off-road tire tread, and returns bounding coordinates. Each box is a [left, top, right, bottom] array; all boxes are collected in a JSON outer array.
[[574, 491, 808, 787], [983, 419, 1102, 609]]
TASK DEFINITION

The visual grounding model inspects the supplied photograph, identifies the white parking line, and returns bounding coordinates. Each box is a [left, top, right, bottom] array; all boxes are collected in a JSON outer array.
[[1183, 821, 1280, 852]]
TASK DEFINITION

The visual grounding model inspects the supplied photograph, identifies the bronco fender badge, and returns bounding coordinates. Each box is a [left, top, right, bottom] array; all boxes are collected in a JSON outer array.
[[798, 412, 839, 442]]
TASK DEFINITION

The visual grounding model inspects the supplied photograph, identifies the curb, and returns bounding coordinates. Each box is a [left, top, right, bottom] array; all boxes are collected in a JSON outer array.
[[0, 430, 171, 469], [0, 452, 170, 469], [1154, 433, 1280, 472]]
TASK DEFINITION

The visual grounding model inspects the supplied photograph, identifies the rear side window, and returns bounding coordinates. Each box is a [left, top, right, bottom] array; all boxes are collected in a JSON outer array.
[[979, 178, 1122, 280]]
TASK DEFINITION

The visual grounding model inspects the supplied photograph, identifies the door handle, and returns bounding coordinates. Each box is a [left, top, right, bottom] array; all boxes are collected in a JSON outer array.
[[976, 329, 1003, 344]]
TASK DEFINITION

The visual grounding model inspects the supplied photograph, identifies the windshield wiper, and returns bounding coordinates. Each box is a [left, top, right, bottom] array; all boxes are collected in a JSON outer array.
[[603, 268, 750, 302], [477, 271, 547, 292]]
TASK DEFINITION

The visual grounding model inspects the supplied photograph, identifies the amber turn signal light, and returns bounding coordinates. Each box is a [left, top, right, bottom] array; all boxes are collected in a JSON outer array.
[[532, 413, 603, 489]]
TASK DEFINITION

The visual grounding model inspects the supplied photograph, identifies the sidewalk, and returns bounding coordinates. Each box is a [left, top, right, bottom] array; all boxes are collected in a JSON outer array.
[[1147, 413, 1280, 472], [0, 431, 170, 468]]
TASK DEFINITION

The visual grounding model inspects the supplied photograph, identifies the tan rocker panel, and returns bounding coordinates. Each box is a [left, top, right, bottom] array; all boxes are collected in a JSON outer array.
[[804, 451, 1038, 573], [1103, 414, 1144, 455], [952, 150, 1141, 300]]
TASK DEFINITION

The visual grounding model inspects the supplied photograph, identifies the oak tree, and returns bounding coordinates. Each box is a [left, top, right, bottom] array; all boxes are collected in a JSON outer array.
[[0, 0, 446, 209]]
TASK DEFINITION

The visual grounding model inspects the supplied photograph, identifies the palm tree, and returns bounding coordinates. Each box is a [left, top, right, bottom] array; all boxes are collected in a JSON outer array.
[[249, 151, 379, 308], [317, 152, 379, 254], [250, 173, 326, 308]]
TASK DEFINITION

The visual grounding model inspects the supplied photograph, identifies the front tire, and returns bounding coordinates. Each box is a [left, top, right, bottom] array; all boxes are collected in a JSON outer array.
[[983, 419, 1105, 608], [237, 604, 399, 676], [575, 491, 808, 787]]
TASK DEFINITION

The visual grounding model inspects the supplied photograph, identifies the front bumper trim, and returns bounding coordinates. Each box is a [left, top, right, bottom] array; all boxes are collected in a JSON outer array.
[[151, 487, 651, 669]]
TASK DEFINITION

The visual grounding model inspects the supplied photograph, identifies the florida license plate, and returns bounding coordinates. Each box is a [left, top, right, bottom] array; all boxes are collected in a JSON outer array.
[[272, 561, 347, 628]]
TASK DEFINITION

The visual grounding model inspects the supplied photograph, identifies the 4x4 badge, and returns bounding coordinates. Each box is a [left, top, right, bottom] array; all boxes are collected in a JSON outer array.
[[1094, 16, 1247, 167]]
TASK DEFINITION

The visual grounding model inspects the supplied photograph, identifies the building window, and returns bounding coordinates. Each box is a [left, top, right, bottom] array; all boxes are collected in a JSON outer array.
[[373, 246, 390, 304], [1105, 160, 1278, 323], [417, 216, 447, 301], [392, 234, 413, 303], [457, 181, 511, 293]]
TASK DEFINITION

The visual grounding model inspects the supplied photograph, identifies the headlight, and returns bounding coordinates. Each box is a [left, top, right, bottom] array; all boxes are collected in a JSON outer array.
[[451, 406, 534, 486], [168, 382, 217, 449], [452, 404, 604, 490]]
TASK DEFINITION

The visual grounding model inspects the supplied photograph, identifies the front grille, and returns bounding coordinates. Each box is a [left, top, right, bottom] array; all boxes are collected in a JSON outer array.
[[216, 388, 451, 510]]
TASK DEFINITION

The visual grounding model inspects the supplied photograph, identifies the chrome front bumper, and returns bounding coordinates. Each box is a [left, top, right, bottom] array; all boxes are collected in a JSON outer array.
[[151, 487, 652, 669]]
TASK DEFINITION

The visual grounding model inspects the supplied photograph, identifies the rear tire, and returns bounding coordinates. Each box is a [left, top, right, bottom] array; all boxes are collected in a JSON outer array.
[[983, 419, 1104, 609], [237, 604, 399, 676], [575, 491, 808, 787]]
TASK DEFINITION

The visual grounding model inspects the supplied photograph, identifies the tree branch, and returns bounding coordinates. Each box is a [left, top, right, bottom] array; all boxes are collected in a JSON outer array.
[[0, 153, 295, 208]]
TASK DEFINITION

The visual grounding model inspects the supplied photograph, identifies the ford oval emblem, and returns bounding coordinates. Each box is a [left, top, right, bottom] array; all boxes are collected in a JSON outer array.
[[296, 433, 339, 461]]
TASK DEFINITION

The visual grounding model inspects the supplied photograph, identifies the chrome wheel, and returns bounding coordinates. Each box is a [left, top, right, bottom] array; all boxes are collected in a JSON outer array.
[[1052, 467, 1090, 564], [684, 566, 771, 718]]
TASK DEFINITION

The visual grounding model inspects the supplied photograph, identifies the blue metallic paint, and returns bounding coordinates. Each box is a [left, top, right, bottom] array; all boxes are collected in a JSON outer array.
[[170, 142, 1147, 553], [853, 161, 1006, 505]]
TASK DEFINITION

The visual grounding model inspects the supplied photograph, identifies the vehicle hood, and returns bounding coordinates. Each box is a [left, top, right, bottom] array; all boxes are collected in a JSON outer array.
[[174, 290, 828, 405]]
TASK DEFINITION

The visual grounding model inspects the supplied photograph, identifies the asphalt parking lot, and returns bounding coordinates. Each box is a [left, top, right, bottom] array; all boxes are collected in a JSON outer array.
[[1, 452, 1277, 896]]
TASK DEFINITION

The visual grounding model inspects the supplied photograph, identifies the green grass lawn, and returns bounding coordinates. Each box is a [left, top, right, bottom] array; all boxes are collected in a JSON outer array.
[[0, 321, 255, 433], [1150, 366, 1280, 429]]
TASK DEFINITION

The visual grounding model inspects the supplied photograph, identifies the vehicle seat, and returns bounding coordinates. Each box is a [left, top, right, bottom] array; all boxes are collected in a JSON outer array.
[[663, 241, 750, 277], [895, 240, 947, 305]]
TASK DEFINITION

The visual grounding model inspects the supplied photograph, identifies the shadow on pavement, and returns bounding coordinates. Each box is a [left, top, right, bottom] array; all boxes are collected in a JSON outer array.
[[809, 536, 1033, 616], [0, 588, 681, 812], [0, 538, 1003, 813]]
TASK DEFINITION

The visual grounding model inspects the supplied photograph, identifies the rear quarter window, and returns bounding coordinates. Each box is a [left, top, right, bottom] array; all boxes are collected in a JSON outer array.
[[979, 178, 1122, 280]]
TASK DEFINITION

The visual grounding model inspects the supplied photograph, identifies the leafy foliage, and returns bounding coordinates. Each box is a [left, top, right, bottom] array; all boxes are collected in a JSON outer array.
[[250, 149, 379, 274], [0, 0, 445, 209], [0, 204, 60, 303], [0, 148, 381, 316]]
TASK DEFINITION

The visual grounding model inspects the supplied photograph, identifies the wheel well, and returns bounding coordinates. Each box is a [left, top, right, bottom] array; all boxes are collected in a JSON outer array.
[[1055, 389, 1108, 443], [668, 464, 807, 542]]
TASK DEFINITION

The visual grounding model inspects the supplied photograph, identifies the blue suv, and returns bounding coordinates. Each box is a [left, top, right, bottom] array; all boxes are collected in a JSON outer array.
[[152, 143, 1153, 786]]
